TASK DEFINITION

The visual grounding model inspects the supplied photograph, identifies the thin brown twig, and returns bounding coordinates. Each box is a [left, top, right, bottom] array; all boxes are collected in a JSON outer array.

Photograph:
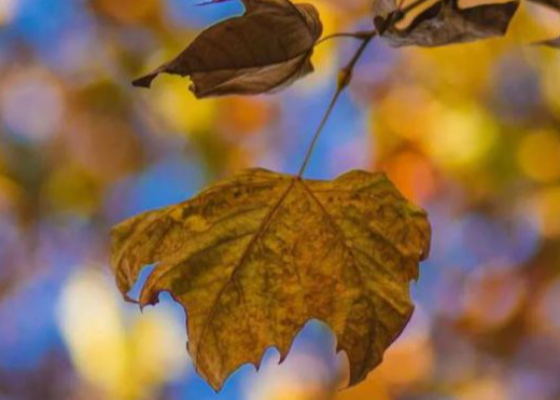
[[315, 30, 377, 46], [297, 0, 432, 178], [297, 87, 343, 177], [297, 34, 375, 177]]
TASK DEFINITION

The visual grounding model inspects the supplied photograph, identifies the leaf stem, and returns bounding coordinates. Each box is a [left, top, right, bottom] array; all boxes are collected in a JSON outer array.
[[297, 34, 375, 178], [297, 0, 433, 178], [316, 30, 377, 46], [297, 87, 343, 177]]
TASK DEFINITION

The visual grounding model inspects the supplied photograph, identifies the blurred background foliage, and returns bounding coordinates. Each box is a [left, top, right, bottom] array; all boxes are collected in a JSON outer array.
[[0, 0, 560, 399]]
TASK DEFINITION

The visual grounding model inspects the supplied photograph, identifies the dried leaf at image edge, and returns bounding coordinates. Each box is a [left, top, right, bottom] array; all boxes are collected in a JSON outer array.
[[376, 0, 519, 47], [111, 168, 431, 391], [133, 0, 323, 97]]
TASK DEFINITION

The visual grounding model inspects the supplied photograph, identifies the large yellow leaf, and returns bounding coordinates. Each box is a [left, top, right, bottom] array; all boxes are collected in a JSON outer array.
[[111, 168, 431, 390]]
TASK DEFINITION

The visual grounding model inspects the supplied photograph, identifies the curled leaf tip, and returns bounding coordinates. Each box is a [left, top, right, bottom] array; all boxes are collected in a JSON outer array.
[[123, 293, 140, 304], [131, 73, 158, 88]]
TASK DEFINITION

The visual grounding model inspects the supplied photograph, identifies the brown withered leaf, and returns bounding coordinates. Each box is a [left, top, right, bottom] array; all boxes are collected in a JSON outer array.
[[132, 0, 323, 97], [377, 0, 519, 47], [111, 168, 431, 390]]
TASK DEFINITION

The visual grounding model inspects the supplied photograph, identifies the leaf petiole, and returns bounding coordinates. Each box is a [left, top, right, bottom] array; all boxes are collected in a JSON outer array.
[[297, 0, 433, 178], [315, 30, 377, 46]]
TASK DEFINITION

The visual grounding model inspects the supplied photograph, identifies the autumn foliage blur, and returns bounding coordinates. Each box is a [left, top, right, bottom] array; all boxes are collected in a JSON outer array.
[[1, 0, 560, 400]]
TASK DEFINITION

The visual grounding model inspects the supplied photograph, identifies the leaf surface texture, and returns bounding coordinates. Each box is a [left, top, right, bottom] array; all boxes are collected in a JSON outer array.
[[111, 169, 431, 390]]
